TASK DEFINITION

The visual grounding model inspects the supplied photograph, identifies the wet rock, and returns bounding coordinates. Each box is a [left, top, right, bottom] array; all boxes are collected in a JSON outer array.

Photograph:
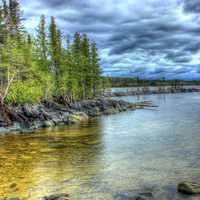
[[4, 197, 24, 200], [43, 120, 54, 128], [139, 191, 155, 197], [0, 98, 144, 134], [48, 143, 67, 149], [22, 104, 39, 118], [9, 183, 17, 189], [178, 181, 200, 194], [69, 112, 88, 123], [135, 196, 146, 200], [42, 193, 70, 200], [113, 193, 135, 200]]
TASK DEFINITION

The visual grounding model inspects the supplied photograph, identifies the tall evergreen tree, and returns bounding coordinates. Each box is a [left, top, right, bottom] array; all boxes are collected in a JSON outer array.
[[49, 16, 62, 94], [71, 32, 82, 97], [36, 15, 49, 72], [8, 0, 23, 36], [0, 0, 105, 105], [91, 42, 102, 95], [81, 34, 91, 98]]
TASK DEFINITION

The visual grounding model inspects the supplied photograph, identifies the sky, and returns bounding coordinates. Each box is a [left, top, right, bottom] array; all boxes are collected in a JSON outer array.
[[21, 0, 200, 80]]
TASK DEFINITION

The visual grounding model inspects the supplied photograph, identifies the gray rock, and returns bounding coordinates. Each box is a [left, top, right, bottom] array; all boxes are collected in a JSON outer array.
[[42, 193, 70, 200], [48, 143, 67, 149], [113, 193, 135, 200], [135, 196, 146, 200], [43, 120, 54, 128], [178, 181, 200, 194], [139, 191, 155, 197]]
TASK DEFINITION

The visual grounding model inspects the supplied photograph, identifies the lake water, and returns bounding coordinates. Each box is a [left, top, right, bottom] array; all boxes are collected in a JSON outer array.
[[0, 92, 200, 200]]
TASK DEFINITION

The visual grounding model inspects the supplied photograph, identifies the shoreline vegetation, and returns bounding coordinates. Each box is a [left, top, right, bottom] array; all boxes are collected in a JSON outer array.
[[109, 77, 200, 88], [0, 97, 156, 134], [0, 0, 110, 111]]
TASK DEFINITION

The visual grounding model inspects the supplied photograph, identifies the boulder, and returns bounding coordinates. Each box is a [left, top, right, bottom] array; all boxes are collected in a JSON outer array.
[[178, 181, 200, 194], [42, 193, 70, 200], [42, 120, 54, 128], [69, 112, 88, 123], [135, 196, 146, 200], [139, 191, 155, 197]]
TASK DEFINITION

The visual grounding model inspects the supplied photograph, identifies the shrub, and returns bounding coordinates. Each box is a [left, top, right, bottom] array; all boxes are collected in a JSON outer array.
[[5, 80, 43, 105]]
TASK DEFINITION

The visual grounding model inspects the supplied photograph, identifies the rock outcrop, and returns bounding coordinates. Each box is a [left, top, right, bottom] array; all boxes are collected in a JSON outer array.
[[178, 181, 200, 194], [0, 98, 153, 134]]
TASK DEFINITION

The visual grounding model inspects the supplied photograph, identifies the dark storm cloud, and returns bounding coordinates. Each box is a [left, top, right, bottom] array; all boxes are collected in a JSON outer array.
[[41, 0, 88, 9], [21, 0, 200, 79], [183, 0, 200, 13]]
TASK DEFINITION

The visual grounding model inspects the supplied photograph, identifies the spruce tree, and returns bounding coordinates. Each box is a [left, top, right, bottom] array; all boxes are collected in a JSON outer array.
[[8, 0, 23, 37], [71, 32, 82, 98], [49, 16, 62, 94], [91, 42, 102, 95], [36, 15, 49, 72], [81, 34, 91, 98]]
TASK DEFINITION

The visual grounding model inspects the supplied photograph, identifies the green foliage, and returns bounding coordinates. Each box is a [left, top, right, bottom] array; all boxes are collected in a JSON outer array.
[[0, 1, 105, 105], [5, 80, 43, 105]]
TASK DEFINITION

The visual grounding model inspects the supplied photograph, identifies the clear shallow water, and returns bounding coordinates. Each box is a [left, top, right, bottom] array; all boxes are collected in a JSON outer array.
[[0, 93, 200, 200]]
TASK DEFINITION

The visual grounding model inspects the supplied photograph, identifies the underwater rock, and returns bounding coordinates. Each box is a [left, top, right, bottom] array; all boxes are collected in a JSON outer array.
[[4, 197, 24, 200], [135, 196, 146, 200], [42, 193, 70, 200], [178, 181, 200, 194], [139, 191, 155, 197]]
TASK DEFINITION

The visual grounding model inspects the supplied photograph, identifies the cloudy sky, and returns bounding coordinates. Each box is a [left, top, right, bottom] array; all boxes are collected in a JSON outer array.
[[21, 0, 200, 79]]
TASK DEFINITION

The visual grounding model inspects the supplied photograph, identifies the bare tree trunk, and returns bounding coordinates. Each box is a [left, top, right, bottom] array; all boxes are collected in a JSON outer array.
[[0, 71, 15, 107]]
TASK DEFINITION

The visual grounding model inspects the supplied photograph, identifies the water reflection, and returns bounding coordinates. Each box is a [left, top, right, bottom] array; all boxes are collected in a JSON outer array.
[[0, 120, 106, 199], [0, 93, 200, 200]]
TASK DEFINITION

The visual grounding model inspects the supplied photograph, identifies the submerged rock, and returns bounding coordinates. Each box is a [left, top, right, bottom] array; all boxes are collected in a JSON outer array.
[[114, 193, 135, 200], [68, 112, 89, 123], [42, 193, 70, 200], [4, 197, 24, 200], [139, 192, 154, 197], [135, 196, 146, 200], [178, 181, 200, 194], [48, 143, 67, 149]]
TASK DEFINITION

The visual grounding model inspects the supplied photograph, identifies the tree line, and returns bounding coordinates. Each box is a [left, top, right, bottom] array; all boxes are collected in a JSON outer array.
[[109, 77, 200, 87], [0, 0, 107, 106]]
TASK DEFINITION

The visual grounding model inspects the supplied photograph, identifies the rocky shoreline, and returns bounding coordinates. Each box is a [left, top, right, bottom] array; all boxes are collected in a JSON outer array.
[[41, 181, 200, 200], [4, 181, 200, 200], [42, 181, 200, 200], [106, 87, 200, 97], [0, 98, 154, 134]]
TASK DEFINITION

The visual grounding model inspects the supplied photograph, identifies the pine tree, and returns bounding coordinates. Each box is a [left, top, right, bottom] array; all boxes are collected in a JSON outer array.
[[49, 16, 62, 94], [8, 0, 23, 36], [91, 42, 102, 95], [0, 1, 8, 43], [0, 0, 104, 105], [0, 8, 4, 44], [36, 15, 49, 72], [71, 32, 82, 98], [81, 34, 91, 98], [24, 34, 32, 69]]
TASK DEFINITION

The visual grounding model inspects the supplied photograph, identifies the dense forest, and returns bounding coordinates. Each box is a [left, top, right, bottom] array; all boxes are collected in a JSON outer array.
[[110, 77, 200, 87], [0, 0, 108, 106]]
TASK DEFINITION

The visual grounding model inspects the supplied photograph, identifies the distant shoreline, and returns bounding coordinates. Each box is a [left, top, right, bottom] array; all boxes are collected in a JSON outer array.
[[106, 87, 200, 97]]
